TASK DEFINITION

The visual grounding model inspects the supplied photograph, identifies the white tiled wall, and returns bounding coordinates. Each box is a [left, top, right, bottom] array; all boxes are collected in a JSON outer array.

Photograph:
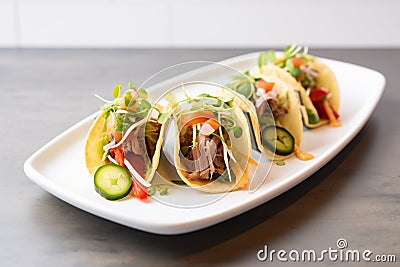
[[1, 0, 400, 48]]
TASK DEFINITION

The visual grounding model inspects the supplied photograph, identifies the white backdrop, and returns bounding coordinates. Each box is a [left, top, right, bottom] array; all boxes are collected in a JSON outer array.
[[1, 0, 399, 48]]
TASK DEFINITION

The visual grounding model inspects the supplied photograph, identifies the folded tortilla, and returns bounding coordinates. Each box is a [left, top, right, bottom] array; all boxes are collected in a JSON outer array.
[[84, 110, 169, 183]]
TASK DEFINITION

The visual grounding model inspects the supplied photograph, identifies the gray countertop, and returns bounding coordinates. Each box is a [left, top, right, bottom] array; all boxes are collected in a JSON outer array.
[[1, 49, 399, 266]]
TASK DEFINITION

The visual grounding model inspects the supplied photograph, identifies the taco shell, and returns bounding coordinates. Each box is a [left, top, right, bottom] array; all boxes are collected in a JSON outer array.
[[85, 111, 109, 176]]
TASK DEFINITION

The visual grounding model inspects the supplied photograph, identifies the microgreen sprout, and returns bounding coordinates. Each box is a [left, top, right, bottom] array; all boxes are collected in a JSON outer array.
[[147, 184, 170, 196], [276, 160, 286, 166]]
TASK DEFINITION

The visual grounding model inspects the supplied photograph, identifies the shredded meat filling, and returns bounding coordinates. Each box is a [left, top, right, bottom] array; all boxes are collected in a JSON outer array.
[[121, 124, 148, 178], [267, 99, 288, 120], [145, 120, 162, 159], [257, 98, 288, 120], [122, 125, 146, 155], [122, 120, 162, 161], [180, 126, 228, 181]]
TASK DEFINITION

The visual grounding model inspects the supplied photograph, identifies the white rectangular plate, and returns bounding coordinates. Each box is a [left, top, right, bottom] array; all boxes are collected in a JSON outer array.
[[24, 53, 385, 234]]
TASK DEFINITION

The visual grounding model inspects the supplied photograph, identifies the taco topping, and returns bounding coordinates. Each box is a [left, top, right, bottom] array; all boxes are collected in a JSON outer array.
[[256, 89, 288, 121], [228, 73, 288, 122], [145, 120, 163, 159], [179, 123, 229, 180], [255, 80, 275, 92], [94, 164, 132, 201], [262, 126, 294, 156], [123, 126, 146, 156], [258, 44, 318, 90], [169, 93, 244, 183], [309, 87, 341, 127], [178, 109, 232, 181], [120, 119, 162, 169], [258, 44, 340, 126]]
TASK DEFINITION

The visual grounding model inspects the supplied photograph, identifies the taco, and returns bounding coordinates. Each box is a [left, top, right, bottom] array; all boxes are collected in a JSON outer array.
[[85, 83, 169, 200], [258, 45, 341, 128], [169, 93, 252, 193], [227, 68, 313, 161]]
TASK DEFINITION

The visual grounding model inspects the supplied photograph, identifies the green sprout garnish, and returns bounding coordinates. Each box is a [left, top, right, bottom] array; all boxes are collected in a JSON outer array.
[[276, 160, 286, 166], [226, 70, 257, 101], [112, 84, 122, 99], [164, 91, 178, 105], [147, 184, 169, 196], [258, 50, 277, 68], [168, 91, 243, 139], [95, 81, 157, 134], [257, 44, 317, 89], [258, 44, 309, 68]]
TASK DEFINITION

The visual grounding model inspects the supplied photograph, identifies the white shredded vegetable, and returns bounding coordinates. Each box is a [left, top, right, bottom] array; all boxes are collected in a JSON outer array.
[[107, 155, 118, 165], [124, 159, 151, 188], [103, 139, 116, 152], [218, 122, 232, 183], [192, 124, 197, 148], [222, 139, 232, 182], [102, 139, 116, 161], [94, 94, 112, 103], [227, 148, 237, 163]]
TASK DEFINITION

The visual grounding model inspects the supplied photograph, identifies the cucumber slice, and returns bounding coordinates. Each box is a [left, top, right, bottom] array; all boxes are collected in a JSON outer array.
[[94, 164, 132, 200], [262, 126, 295, 156]]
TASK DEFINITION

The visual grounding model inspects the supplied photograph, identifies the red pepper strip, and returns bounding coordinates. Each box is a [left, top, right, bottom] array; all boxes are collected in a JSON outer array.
[[309, 88, 339, 120], [131, 178, 148, 200], [109, 147, 124, 166], [109, 147, 148, 200], [309, 87, 328, 102], [124, 153, 148, 199], [309, 87, 340, 127]]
